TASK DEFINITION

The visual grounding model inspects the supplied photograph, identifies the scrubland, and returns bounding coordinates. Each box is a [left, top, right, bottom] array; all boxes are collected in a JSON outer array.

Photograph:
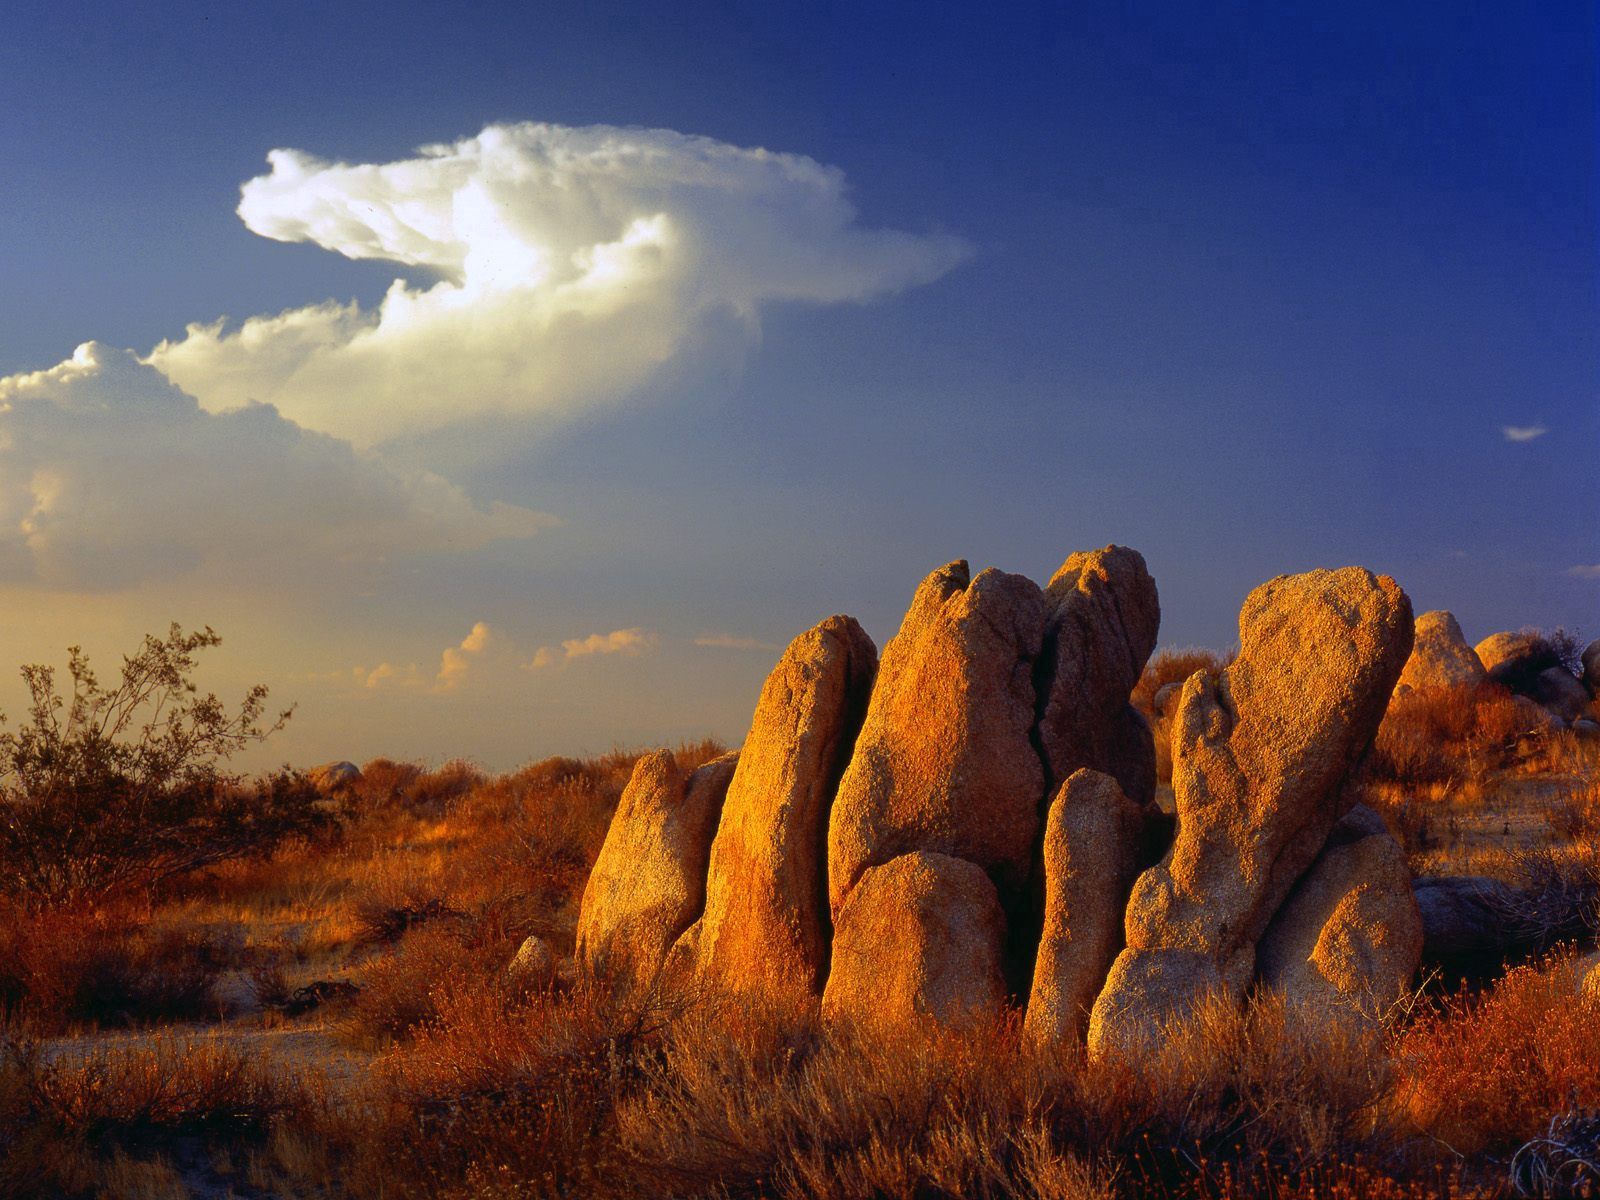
[[2, 661, 1598, 1199]]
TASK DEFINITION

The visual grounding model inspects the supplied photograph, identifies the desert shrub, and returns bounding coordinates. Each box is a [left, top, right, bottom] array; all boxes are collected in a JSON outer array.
[[1393, 954, 1600, 1155], [1370, 682, 1543, 787], [0, 625, 323, 906], [0, 1027, 297, 1198], [344, 925, 504, 1044], [1546, 772, 1600, 841], [0, 902, 239, 1032]]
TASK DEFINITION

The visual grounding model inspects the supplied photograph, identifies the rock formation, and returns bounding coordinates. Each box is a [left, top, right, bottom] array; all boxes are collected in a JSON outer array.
[[1036, 546, 1161, 807], [1256, 805, 1422, 1015], [576, 749, 738, 982], [1395, 610, 1485, 693], [687, 616, 878, 999], [822, 850, 1007, 1028], [507, 934, 556, 991], [1025, 769, 1145, 1044], [309, 760, 362, 791], [827, 561, 1048, 914], [1530, 667, 1591, 725], [1584, 639, 1600, 697], [1087, 567, 1413, 1056]]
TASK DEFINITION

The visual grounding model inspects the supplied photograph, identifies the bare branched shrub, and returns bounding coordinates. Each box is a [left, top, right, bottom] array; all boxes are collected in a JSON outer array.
[[0, 626, 323, 906]]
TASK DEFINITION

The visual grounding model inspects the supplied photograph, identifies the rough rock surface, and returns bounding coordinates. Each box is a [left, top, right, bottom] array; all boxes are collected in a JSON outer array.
[[1025, 770, 1145, 1044], [1088, 567, 1413, 1056], [1530, 667, 1590, 725], [1256, 805, 1422, 1014], [1413, 875, 1520, 976], [1584, 640, 1600, 697], [1395, 610, 1485, 694], [827, 561, 1047, 913], [577, 750, 738, 981], [1152, 681, 1183, 718], [1036, 546, 1161, 807], [689, 616, 878, 998], [1476, 631, 1562, 694], [507, 935, 556, 991], [822, 850, 1007, 1028]]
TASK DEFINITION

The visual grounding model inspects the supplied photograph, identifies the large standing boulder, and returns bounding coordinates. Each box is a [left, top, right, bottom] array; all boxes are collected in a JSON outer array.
[[827, 561, 1047, 914], [1088, 567, 1413, 1056], [1036, 546, 1161, 808], [821, 851, 1007, 1029], [1530, 667, 1590, 725], [687, 616, 878, 999], [1583, 640, 1600, 698], [576, 750, 738, 982], [1395, 611, 1486, 694], [1256, 805, 1422, 1015], [1025, 770, 1145, 1045], [1475, 631, 1562, 695]]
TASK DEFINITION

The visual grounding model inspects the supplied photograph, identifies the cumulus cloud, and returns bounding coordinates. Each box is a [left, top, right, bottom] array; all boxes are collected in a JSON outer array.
[[147, 121, 969, 445], [1502, 425, 1548, 442], [694, 632, 783, 651], [527, 627, 657, 670], [0, 344, 551, 589], [434, 621, 495, 692]]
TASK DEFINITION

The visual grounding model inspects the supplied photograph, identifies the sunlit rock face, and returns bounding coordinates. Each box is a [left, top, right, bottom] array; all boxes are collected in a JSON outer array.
[[576, 555, 1426, 1046], [826, 561, 1048, 917], [1256, 804, 1422, 1016], [1025, 769, 1146, 1046], [685, 616, 877, 1000], [821, 850, 1007, 1029], [1088, 567, 1413, 1056], [576, 749, 738, 983], [1395, 610, 1485, 694]]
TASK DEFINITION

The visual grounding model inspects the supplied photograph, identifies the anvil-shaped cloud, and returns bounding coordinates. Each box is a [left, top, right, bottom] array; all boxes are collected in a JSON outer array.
[[149, 122, 969, 446]]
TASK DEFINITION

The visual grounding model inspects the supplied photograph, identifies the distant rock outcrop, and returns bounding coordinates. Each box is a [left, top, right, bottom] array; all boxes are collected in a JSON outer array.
[[827, 561, 1047, 914], [1256, 805, 1422, 1015], [576, 750, 738, 982], [309, 761, 362, 791], [1088, 567, 1413, 1056], [1025, 769, 1145, 1045], [822, 850, 1007, 1029], [1395, 610, 1485, 694], [1036, 546, 1161, 808], [687, 616, 877, 1000]]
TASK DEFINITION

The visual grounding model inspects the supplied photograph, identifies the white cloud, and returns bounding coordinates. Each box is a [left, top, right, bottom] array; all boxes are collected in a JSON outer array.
[[434, 620, 494, 692], [0, 344, 552, 589], [527, 627, 657, 670], [694, 632, 783, 651], [1502, 425, 1548, 442], [1567, 564, 1600, 579], [147, 121, 968, 446]]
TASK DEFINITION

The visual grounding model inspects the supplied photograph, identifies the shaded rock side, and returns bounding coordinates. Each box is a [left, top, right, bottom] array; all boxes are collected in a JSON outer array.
[[1583, 639, 1600, 697], [827, 561, 1047, 914], [821, 850, 1007, 1029], [1088, 567, 1413, 1055], [1395, 610, 1486, 694], [576, 749, 738, 981], [1036, 546, 1161, 807], [689, 616, 879, 998], [1256, 805, 1422, 1014], [1475, 631, 1562, 694], [1025, 770, 1145, 1045], [1531, 667, 1590, 725]]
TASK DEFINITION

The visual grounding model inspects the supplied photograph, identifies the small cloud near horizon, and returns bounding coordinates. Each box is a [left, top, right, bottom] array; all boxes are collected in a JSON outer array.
[[527, 627, 658, 670], [1567, 564, 1600, 579], [1501, 424, 1548, 442]]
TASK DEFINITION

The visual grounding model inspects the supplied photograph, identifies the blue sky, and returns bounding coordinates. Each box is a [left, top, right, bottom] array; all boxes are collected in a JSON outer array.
[[0, 2, 1595, 769]]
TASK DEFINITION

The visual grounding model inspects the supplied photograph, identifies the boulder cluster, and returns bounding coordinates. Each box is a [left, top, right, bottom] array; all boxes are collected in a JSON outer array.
[[578, 550, 1424, 1050], [1399, 613, 1600, 736]]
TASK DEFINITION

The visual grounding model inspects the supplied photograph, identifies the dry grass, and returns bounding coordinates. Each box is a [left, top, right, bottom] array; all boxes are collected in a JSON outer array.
[[4, 729, 1597, 1198]]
